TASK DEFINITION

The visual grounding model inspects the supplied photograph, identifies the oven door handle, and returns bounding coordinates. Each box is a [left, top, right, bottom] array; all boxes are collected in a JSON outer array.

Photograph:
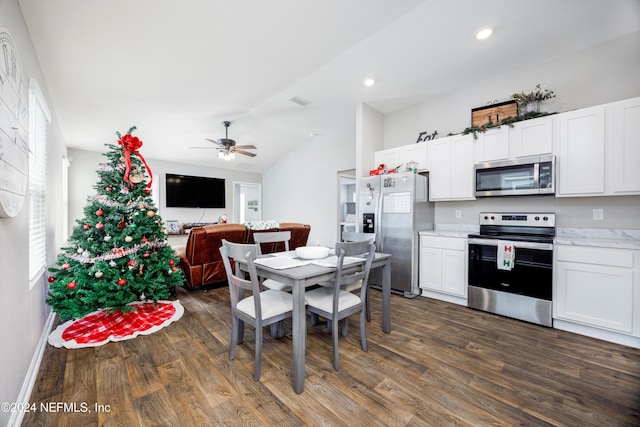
[[467, 238, 553, 251]]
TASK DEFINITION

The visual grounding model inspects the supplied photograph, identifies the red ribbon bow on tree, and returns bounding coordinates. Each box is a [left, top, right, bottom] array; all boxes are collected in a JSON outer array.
[[118, 133, 153, 189]]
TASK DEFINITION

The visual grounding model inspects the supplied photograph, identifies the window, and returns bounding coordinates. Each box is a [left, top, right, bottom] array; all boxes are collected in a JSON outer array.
[[28, 79, 51, 283]]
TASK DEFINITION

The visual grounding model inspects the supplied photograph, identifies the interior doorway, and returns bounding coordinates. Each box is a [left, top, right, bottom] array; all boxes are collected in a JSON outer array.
[[337, 169, 356, 241], [233, 182, 262, 224]]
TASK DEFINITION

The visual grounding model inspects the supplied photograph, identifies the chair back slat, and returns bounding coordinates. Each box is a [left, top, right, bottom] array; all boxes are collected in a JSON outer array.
[[253, 231, 291, 255]]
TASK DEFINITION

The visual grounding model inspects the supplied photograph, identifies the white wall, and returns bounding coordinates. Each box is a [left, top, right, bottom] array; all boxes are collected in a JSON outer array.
[[0, 1, 67, 425], [380, 32, 640, 230], [262, 122, 356, 247], [68, 148, 261, 232]]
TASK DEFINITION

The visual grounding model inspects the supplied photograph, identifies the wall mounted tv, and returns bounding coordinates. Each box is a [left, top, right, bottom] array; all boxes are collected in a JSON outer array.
[[165, 173, 226, 208]]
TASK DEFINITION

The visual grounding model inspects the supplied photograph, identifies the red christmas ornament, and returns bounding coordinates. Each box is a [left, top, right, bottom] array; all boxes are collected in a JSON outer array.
[[168, 259, 175, 266], [83, 224, 91, 230], [172, 266, 178, 272], [106, 186, 113, 191], [67, 281, 77, 289], [47, 276, 55, 283], [62, 263, 71, 270], [96, 209, 104, 216], [117, 278, 127, 286], [145, 189, 151, 195], [96, 222, 104, 230], [143, 252, 150, 258], [141, 236, 148, 243]]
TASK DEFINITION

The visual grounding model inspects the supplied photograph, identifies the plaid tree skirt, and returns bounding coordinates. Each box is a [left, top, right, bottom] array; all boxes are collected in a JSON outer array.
[[48, 300, 183, 348]]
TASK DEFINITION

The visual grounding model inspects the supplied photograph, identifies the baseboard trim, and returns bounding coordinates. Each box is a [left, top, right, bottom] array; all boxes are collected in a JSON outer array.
[[8, 310, 55, 427]]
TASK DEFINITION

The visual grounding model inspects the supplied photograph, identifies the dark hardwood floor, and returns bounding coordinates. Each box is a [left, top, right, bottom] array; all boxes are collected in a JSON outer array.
[[25, 285, 640, 426]]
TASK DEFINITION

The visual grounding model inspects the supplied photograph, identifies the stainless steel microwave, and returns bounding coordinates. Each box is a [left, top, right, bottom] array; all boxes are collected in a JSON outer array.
[[475, 155, 555, 197]]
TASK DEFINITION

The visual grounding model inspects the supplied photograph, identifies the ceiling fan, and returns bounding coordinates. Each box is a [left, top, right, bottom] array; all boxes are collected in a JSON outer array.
[[193, 121, 257, 160]]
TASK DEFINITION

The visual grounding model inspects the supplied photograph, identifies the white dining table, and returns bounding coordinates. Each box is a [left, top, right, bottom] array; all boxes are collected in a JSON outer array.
[[244, 250, 392, 394]]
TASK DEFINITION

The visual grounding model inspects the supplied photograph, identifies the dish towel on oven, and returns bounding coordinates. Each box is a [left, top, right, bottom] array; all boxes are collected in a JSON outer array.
[[497, 240, 515, 271]]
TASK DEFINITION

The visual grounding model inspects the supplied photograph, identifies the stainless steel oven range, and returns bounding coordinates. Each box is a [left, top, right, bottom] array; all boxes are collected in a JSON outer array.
[[467, 212, 555, 327]]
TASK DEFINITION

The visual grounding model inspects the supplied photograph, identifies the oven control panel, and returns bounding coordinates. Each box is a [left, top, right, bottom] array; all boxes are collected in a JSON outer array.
[[479, 212, 555, 227]]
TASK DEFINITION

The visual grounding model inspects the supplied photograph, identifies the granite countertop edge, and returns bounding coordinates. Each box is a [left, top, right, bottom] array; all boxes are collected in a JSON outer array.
[[419, 226, 640, 249], [554, 227, 640, 250]]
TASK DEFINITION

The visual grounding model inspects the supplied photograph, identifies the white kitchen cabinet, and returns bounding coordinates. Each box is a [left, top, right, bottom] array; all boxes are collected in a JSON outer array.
[[611, 97, 640, 194], [511, 115, 554, 158], [450, 135, 475, 199], [374, 141, 428, 172], [554, 245, 638, 336], [474, 115, 554, 163], [427, 138, 451, 200], [474, 126, 510, 162], [374, 147, 401, 171], [419, 235, 467, 299], [402, 141, 428, 171], [557, 106, 606, 196], [429, 134, 475, 201], [556, 97, 640, 197]]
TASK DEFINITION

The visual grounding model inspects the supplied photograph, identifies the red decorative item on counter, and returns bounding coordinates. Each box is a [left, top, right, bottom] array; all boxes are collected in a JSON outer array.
[[369, 163, 398, 176]]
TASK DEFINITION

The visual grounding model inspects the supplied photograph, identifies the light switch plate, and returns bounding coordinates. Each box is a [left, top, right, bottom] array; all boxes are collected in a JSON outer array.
[[455, 210, 462, 219], [593, 208, 604, 220]]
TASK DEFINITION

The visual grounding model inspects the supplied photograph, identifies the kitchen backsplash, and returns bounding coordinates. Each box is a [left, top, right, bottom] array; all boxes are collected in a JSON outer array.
[[433, 195, 640, 230]]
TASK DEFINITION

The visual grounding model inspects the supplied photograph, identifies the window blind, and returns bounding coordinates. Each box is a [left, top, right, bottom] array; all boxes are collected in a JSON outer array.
[[28, 79, 51, 281]]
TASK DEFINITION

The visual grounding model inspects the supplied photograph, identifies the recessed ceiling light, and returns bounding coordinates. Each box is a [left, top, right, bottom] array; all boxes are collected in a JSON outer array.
[[476, 27, 494, 40], [364, 78, 375, 87]]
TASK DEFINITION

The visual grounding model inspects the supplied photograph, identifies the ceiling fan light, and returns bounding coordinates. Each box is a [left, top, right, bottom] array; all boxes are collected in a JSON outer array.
[[219, 151, 235, 161]]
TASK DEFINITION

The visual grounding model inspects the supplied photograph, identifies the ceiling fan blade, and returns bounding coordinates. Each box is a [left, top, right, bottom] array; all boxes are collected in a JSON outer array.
[[205, 138, 225, 148], [234, 149, 257, 157], [233, 144, 257, 150]]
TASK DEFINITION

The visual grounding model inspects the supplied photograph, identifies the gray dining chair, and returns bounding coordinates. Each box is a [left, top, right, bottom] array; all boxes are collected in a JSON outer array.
[[304, 241, 376, 370], [253, 231, 292, 292], [219, 239, 293, 381], [337, 231, 376, 321]]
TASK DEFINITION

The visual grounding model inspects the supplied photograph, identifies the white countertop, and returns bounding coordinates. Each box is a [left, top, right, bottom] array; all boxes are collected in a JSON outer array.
[[554, 228, 640, 250], [419, 225, 640, 249], [419, 224, 478, 239]]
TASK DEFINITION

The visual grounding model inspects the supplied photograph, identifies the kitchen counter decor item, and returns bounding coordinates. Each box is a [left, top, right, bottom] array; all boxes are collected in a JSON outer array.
[[295, 246, 330, 260], [511, 84, 556, 114], [471, 100, 518, 127], [369, 163, 400, 176]]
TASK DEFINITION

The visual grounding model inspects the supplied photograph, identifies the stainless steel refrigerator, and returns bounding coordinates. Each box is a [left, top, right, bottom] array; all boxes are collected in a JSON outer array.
[[358, 172, 434, 297]]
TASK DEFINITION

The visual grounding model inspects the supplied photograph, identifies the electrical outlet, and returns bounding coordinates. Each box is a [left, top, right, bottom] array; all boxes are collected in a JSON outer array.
[[455, 210, 462, 219], [593, 208, 604, 220]]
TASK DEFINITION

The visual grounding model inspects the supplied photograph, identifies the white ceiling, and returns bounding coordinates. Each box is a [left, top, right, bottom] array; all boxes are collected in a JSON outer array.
[[18, 0, 640, 172]]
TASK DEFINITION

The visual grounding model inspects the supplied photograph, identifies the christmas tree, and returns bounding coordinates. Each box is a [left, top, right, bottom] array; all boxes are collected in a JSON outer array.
[[47, 127, 184, 320]]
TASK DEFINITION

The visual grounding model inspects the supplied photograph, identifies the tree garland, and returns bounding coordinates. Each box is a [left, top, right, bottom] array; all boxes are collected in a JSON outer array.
[[458, 111, 556, 139]]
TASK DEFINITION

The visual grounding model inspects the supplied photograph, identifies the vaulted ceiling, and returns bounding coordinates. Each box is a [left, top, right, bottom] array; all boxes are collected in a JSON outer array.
[[18, 0, 640, 172]]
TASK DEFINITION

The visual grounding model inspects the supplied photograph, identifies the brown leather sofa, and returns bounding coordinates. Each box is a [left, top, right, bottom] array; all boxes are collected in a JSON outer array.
[[176, 222, 311, 290]]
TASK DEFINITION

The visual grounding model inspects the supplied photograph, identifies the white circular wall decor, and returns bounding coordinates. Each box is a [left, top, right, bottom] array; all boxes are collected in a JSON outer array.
[[0, 25, 29, 218]]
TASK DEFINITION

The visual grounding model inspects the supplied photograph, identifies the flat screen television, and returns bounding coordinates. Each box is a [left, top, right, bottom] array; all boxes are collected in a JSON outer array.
[[165, 173, 225, 208]]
